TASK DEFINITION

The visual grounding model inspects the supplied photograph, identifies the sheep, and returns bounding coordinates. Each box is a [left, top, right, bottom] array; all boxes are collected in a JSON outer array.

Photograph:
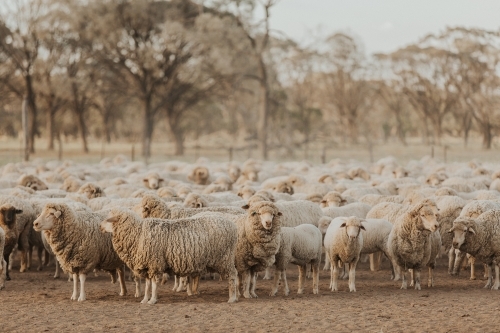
[[60, 176, 83, 192], [0, 204, 24, 281], [269, 224, 322, 296], [320, 191, 347, 208], [136, 194, 245, 219], [237, 185, 256, 200], [33, 203, 127, 301], [77, 183, 106, 200], [18, 174, 48, 191], [387, 200, 440, 290], [323, 216, 365, 292], [101, 209, 239, 304], [449, 211, 500, 290], [271, 200, 324, 228], [143, 172, 164, 190], [358, 194, 404, 206], [0, 227, 5, 289], [235, 201, 282, 298], [322, 203, 372, 220], [187, 166, 210, 185]]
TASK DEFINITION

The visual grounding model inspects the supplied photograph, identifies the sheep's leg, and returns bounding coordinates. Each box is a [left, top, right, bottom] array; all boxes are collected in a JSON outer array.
[[341, 263, 349, 280], [331, 262, 339, 292], [262, 267, 272, 280], [242, 271, 252, 299], [4, 254, 11, 281], [134, 275, 141, 298], [484, 265, 493, 289], [8, 250, 14, 271], [484, 264, 489, 279], [141, 278, 151, 304], [401, 268, 408, 290], [369, 252, 382, 271], [27, 245, 33, 271], [447, 247, 455, 275], [282, 270, 290, 296], [161, 273, 168, 285], [452, 250, 466, 276], [492, 265, 500, 290], [71, 273, 78, 300], [173, 275, 179, 291], [470, 256, 476, 280], [187, 276, 193, 296], [178, 277, 188, 292], [43, 250, 50, 267], [0, 259, 6, 290], [147, 278, 158, 305], [36, 247, 43, 271], [269, 269, 281, 296], [78, 273, 87, 301], [427, 267, 434, 287], [348, 261, 357, 292], [192, 275, 200, 295], [117, 267, 127, 296], [414, 269, 421, 290], [250, 272, 258, 298], [298, 265, 306, 294], [53, 257, 60, 279], [409, 269, 414, 287], [227, 269, 238, 303], [323, 252, 330, 271], [306, 263, 312, 279], [312, 262, 319, 295]]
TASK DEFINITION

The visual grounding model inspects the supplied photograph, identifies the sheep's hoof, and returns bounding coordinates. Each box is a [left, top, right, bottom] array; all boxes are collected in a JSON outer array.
[[6, 276, 11, 281], [243, 292, 252, 299], [119, 291, 126, 296], [0, 285, 4, 290], [19, 267, 27, 273], [250, 292, 258, 298], [37, 266, 43, 272], [414, 285, 421, 291], [227, 296, 238, 303], [313, 289, 319, 295], [78, 296, 86, 302], [71, 294, 77, 301], [140, 298, 149, 304], [297, 289, 304, 295], [284, 290, 290, 296], [484, 283, 492, 289], [269, 291, 277, 297], [147, 298, 157, 305], [470, 276, 476, 280], [349, 288, 356, 292], [491, 285, 499, 290], [135, 292, 141, 298]]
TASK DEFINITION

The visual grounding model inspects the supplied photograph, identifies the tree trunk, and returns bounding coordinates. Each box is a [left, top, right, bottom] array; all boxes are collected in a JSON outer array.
[[47, 109, 55, 150], [76, 109, 89, 153], [25, 75, 37, 154], [482, 122, 492, 149], [395, 112, 407, 146], [257, 58, 269, 160], [347, 114, 358, 144], [142, 97, 155, 159], [173, 129, 184, 156]]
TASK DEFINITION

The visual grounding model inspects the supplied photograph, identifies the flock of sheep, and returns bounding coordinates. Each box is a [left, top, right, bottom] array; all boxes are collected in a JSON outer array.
[[1, 154, 500, 304]]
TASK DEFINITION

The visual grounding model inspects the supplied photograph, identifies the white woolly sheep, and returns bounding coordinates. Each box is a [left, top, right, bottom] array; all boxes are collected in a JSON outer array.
[[324, 216, 365, 292], [269, 224, 322, 296], [0, 228, 5, 289], [18, 174, 48, 191], [101, 209, 239, 304], [322, 203, 372, 220], [187, 166, 210, 185], [33, 203, 127, 301], [143, 172, 164, 190]]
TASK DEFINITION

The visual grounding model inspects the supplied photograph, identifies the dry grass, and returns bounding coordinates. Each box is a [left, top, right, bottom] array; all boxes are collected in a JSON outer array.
[[1, 135, 500, 166]]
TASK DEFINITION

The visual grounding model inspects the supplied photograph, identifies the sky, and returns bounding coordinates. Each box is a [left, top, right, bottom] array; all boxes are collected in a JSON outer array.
[[270, 0, 500, 55]]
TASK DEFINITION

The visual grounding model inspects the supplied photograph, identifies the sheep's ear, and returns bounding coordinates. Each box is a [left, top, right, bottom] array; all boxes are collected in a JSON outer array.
[[15, 209, 23, 215], [467, 227, 476, 235], [321, 200, 326, 204], [277, 212, 282, 216], [106, 216, 119, 223], [340, 199, 347, 204], [241, 204, 250, 210], [53, 211, 61, 218], [196, 202, 202, 208], [238, 192, 243, 197], [340, 222, 346, 228], [26, 182, 32, 187], [251, 211, 257, 216], [447, 227, 454, 234], [143, 179, 148, 183], [158, 178, 164, 182], [359, 224, 366, 231]]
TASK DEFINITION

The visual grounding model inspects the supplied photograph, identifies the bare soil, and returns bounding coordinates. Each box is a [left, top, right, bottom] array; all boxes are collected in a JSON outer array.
[[0, 256, 497, 333]]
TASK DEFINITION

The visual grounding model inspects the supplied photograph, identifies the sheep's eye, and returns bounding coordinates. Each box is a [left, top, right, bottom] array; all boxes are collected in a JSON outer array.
[[251, 211, 257, 216]]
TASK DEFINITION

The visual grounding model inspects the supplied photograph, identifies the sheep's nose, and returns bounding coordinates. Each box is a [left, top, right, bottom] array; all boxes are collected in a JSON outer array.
[[453, 242, 458, 248], [33, 222, 39, 228]]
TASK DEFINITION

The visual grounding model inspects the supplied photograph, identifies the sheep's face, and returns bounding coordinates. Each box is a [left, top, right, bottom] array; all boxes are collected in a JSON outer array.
[[449, 223, 475, 249], [33, 207, 61, 231], [238, 188, 255, 200], [100, 217, 117, 233], [80, 185, 103, 199], [158, 187, 176, 198], [0, 205, 23, 228], [245, 171, 258, 182], [246, 206, 282, 230], [341, 218, 365, 242], [273, 182, 294, 195], [228, 166, 241, 182], [318, 217, 332, 235], [418, 206, 439, 232], [144, 176, 163, 190]]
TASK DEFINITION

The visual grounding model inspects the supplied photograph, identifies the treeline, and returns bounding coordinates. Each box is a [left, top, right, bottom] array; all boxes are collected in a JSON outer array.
[[1, 0, 500, 159]]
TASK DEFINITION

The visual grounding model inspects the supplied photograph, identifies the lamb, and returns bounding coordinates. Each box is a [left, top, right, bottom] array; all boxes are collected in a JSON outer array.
[[387, 201, 440, 290], [322, 203, 371, 220], [235, 201, 282, 298], [101, 209, 239, 304], [33, 203, 127, 301], [449, 211, 500, 290], [269, 224, 322, 296], [136, 194, 245, 219], [0, 228, 5, 289], [323, 216, 365, 292], [18, 174, 48, 191]]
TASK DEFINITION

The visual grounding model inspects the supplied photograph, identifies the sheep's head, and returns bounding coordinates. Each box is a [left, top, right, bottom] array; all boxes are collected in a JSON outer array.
[[288, 175, 306, 187], [242, 202, 282, 230], [321, 191, 344, 208], [143, 172, 164, 190], [318, 174, 335, 184], [448, 218, 476, 250], [188, 167, 210, 185], [137, 194, 167, 218], [318, 216, 333, 235], [157, 187, 177, 198], [176, 186, 192, 198], [33, 204, 65, 231], [411, 200, 439, 232], [100, 208, 133, 233], [183, 193, 207, 208], [0, 204, 23, 228], [19, 175, 48, 191], [434, 187, 457, 197], [78, 183, 105, 199], [392, 167, 409, 179], [60, 176, 82, 192], [425, 173, 446, 186], [306, 193, 323, 204], [237, 186, 256, 200], [272, 181, 294, 195], [340, 216, 366, 242], [228, 165, 241, 183]]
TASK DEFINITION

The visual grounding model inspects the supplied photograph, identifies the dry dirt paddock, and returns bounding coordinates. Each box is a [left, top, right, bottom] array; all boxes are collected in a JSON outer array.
[[1, 257, 498, 333]]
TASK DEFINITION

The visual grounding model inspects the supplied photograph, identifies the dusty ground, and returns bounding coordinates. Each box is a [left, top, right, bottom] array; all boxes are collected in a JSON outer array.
[[0, 256, 498, 333]]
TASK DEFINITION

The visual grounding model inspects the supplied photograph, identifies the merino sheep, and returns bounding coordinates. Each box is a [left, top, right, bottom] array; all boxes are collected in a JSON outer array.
[[60, 176, 83, 192], [324, 216, 365, 292], [0, 204, 23, 281], [387, 201, 440, 290], [143, 172, 164, 190], [0, 228, 6, 289], [33, 203, 127, 301], [18, 174, 48, 191], [77, 183, 106, 200], [235, 201, 282, 298], [270, 224, 322, 296], [322, 203, 371, 220], [449, 211, 500, 290], [188, 166, 210, 185], [101, 209, 239, 304]]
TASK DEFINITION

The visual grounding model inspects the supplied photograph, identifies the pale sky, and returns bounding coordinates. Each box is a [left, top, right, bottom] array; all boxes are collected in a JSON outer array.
[[270, 0, 500, 55]]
